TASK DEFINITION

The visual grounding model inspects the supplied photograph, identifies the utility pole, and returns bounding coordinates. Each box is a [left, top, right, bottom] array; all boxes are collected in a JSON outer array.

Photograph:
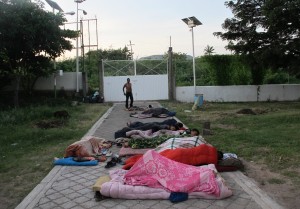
[[127, 40, 134, 60]]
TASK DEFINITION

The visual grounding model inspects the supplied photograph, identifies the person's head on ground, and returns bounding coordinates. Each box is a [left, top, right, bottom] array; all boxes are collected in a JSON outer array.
[[151, 126, 160, 133], [169, 124, 179, 131], [176, 122, 186, 130], [191, 128, 200, 136]]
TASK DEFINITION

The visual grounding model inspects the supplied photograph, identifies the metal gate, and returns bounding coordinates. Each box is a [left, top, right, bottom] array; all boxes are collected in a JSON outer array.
[[102, 59, 168, 102]]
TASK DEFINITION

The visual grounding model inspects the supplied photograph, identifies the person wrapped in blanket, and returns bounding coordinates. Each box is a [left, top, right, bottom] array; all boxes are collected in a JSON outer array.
[[130, 107, 176, 118], [114, 119, 182, 139]]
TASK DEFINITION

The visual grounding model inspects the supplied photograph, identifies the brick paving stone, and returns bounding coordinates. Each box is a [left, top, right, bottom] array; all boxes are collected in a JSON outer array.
[[54, 180, 76, 188], [59, 188, 74, 195], [90, 206, 107, 209], [66, 192, 82, 199], [53, 196, 69, 205], [172, 201, 194, 208], [69, 175, 82, 181], [187, 207, 204, 209], [77, 188, 91, 195], [38, 201, 58, 209], [72, 195, 90, 204], [121, 200, 140, 207], [131, 204, 152, 209], [99, 199, 119, 208], [191, 201, 211, 209], [70, 184, 85, 191], [226, 202, 249, 209], [206, 205, 224, 209], [213, 198, 234, 208], [45, 189, 56, 196], [37, 197, 50, 205], [150, 202, 172, 209], [111, 204, 130, 209], [60, 201, 78, 209], [80, 199, 101, 208], [47, 192, 62, 201], [70, 206, 85, 209], [140, 200, 159, 207]]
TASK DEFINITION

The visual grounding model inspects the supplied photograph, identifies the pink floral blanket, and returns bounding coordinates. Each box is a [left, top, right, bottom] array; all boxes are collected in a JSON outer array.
[[124, 150, 220, 195]]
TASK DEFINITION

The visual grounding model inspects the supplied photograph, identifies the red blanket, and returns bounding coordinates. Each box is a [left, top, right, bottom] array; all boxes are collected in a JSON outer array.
[[123, 144, 218, 170]]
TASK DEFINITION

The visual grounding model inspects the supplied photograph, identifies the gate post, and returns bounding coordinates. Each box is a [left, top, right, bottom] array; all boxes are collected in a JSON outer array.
[[168, 47, 175, 100], [98, 59, 104, 99]]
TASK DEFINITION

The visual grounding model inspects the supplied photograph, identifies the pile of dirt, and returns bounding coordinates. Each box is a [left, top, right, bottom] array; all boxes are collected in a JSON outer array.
[[236, 108, 268, 115], [35, 120, 65, 129]]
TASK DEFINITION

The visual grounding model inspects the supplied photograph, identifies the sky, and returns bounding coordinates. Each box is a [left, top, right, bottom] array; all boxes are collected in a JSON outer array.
[[43, 0, 234, 60]]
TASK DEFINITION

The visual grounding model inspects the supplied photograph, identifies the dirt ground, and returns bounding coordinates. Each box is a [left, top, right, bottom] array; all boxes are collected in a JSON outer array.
[[242, 160, 300, 209]]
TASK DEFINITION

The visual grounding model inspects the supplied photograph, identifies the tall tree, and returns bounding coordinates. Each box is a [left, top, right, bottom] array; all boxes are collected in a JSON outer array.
[[214, 0, 300, 84], [0, 0, 77, 106], [204, 45, 215, 55]]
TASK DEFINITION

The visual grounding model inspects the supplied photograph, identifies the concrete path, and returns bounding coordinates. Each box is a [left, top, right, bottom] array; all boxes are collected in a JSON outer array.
[[16, 102, 285, 209]]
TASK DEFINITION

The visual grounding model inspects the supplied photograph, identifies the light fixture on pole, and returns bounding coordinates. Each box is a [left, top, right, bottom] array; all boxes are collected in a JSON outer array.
[[182, 16, 202, 94], [45, 0, 63, 13], [75, 0, 87, 94], [62, 11, 76, 16]]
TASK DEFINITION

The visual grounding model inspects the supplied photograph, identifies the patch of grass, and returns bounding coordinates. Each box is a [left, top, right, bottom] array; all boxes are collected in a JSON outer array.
[[0, 102, 111, 209], [267, 178, 285, 184], [161, 101, 300, 184]]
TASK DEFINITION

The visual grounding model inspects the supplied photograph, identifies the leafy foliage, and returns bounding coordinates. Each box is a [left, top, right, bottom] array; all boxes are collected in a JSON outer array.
[[0, 0, 77, 106], [214, 0, 300, 83]]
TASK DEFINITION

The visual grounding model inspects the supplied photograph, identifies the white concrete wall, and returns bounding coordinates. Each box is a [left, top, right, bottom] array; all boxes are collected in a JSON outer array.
[[34, 72, 82, 91], [176, 85, 300, 102], [259, 84, 300, 101], [104, 75, 168, 102]]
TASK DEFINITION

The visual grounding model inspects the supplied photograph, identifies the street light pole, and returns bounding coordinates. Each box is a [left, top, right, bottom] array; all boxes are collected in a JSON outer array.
[[76, 1, 79, 93], [75, 0, 87, 94], [181, 16, 202, 94], [191, 27, 196, 92]]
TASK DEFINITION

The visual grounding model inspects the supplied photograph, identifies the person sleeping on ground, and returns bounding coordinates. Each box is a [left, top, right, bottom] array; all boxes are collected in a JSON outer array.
[[140, 107, 176, 117], [64, 136, 112, 158], [114, 122, 180, 139], [127, 119, 178, 129], [130, 107, 176, 118], [125, 126, 182, 139]]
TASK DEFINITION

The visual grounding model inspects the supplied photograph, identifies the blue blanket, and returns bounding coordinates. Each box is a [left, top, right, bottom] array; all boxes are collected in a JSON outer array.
[[53, 157, 98, 166]]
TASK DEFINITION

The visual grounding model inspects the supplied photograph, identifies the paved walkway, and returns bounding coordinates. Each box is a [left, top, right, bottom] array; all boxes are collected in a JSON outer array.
[[17, 102, 285, 209]]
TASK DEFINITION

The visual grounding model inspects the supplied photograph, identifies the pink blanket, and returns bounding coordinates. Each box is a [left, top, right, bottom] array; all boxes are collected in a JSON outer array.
[[124, 150, 220, 195], [100, 167, 232, 200]]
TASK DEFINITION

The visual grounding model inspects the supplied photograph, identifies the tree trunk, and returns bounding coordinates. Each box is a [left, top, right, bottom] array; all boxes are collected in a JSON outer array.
[[14, 75, 20, 108]]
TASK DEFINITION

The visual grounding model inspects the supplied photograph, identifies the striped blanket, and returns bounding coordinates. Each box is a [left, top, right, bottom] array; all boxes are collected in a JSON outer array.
[[155, 136, 208, 153]]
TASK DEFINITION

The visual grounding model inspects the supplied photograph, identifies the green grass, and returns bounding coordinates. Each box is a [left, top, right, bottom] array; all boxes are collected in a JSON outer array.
[[0, 101, 112, 209], [161, 101, 300, 183]]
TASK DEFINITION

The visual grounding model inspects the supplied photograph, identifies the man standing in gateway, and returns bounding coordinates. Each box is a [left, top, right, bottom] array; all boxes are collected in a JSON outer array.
[[123, 78, 134, 110]]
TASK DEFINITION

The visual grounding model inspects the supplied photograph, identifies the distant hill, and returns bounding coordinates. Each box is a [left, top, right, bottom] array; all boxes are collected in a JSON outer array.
[[139, 54, 193, 60], [139, 55, 164, 60]]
